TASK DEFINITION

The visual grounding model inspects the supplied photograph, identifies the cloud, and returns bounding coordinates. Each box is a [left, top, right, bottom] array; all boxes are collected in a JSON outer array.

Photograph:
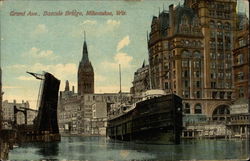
[[107, 20, 120, 26], [32, 24, 48, 35], [7, 63, 77, 80], [3, 86, 23, 89], [22, 47, 58, 59], [117, 36, 130, 51], [102, 52, 133, 70], [82, 20, 97, 25], [17, 76, 36, 81], [73, 19, 121, 37]]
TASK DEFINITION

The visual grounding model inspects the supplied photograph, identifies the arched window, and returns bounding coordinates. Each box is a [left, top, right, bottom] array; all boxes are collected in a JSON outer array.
[[194, 103, 202, 114], [217, 21, 222, 29], [210, 20, 215, 28], [212, 105, 230, 121], [224, 22, 231, 30], [193, 51, 201, 58], [182, 50, 191, 58]]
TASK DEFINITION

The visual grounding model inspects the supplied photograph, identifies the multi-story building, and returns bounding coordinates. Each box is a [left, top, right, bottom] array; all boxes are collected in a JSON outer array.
[[83, 92, 132, 135], [232, 13, 249, 100], [58, 81, 132, 135], [148, 0, 238, 121], [228, 13, 250, 139], [131, 61, 150, 99], [58, 82, 81, 134], [2, 100, 37, 128]]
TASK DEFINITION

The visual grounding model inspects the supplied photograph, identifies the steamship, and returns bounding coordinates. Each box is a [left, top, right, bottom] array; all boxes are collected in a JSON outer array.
[[107, 89, 183, 144]]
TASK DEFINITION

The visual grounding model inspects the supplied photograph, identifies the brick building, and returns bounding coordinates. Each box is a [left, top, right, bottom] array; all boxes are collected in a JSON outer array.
[[148, 0, 239, 121]]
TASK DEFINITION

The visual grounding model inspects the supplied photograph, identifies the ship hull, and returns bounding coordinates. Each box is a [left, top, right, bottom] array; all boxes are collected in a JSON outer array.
[[107, 94, 182, 144]]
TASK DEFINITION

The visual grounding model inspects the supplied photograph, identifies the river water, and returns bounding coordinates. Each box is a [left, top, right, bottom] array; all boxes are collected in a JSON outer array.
[[9, 136, 250, 160]]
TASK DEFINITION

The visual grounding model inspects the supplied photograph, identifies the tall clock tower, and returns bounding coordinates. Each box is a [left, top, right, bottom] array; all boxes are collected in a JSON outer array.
[[77, 33, 94, 95]]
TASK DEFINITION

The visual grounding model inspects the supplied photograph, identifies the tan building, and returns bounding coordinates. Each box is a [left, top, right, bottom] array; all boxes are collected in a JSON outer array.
[[58, 82, 82, 134], [131, 61, 150, 99], [58, 80, 132, 135], [148, 0, 238, 120]]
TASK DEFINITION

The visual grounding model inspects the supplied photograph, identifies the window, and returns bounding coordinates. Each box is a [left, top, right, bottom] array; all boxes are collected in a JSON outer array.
[[211, 82, 216, 88], [182, 70, 189, 78], [237, 72, 244, 81], [194, 61, 200, 68], [224, 22, 231, 30], [194, 104, 202, 114], [210, 62, 216, 69], [183, 80, 189, 88], [239, 38, 245, 47], [184, 103, 190, 114], [165, 72, 170, 79], [195, 71, 200, 78], [210, 20, 215, 28], [182, 60, 189, 67], [237, 54, 244, 65], [183, 90, 189, 98], [239, 87, 244, 98], [196, 81, 201, 88], [194, 51, 201, 58], [165, 82, 171, 89], [217, 22, 222, 29], [210, 53, 216, 60], [211, 73, 217, 79], [196, 91, 201, 98]]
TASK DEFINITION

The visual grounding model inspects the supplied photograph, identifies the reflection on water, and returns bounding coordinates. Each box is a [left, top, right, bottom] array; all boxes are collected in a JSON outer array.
[[9, 136, 250, 160]]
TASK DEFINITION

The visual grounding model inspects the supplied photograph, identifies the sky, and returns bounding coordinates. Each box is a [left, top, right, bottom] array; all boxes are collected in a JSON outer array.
[[0, 0, 249, 109]]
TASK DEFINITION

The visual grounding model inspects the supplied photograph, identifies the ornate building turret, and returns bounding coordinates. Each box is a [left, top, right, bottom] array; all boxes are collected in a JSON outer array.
[[77, 32, 94, 95]]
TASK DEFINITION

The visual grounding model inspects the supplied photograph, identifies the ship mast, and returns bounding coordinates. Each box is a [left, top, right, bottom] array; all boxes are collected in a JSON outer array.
[[119, 64, 122, 103]]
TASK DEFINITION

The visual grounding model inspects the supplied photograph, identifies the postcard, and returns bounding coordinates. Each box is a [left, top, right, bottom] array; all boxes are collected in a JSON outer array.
[[0, 0, 249, 160]]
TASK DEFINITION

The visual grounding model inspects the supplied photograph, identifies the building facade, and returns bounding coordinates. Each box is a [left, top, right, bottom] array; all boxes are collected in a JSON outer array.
[[2, 100, 37, 128], [78, 35, 94, 95], [148, 0, 238, 120], [131, 62, 150, 99], [232, 13, 249, 100], [58, 80, 132, 135]]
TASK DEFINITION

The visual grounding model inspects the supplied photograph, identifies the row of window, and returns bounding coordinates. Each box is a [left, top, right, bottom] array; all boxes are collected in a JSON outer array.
[[211, 72, 231, 79], [182, 60, 201, 68], [183, 103, 202, 114], [211, 81, 232, 89], [210, 52, 231, 60], [210, 62, 231, 70], [212, 91, 232, 99], [210, 21, 231, 30]]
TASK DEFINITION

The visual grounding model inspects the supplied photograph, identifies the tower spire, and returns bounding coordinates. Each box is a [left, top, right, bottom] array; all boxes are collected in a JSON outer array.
[[81, 31, 89, 64], [84, 31, 86, 42]]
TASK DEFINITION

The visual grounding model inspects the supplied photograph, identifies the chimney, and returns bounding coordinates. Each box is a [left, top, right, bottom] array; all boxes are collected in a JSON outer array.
[[65, 80, 70, 91]]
